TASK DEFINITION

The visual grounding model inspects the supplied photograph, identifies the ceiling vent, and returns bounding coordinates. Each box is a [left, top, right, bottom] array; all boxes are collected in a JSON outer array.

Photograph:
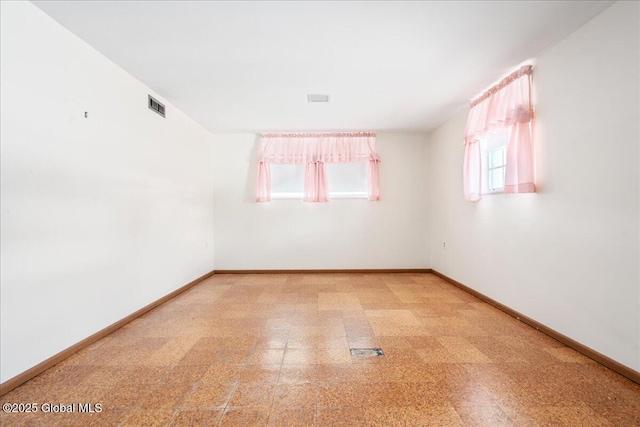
[[307, 94, 330, 103], [148, 95, 165, 117]]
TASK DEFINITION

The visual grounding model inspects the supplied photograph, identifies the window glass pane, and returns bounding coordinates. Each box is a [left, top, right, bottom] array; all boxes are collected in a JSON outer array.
[[491, 147, 505, 168], [326, 162, 368, 195], [486, 129, 508, 150], [482, 130, 508, 193], [490, 167, 505, 190], [271, 164, 305, 194], [480, 137, 489, 194]]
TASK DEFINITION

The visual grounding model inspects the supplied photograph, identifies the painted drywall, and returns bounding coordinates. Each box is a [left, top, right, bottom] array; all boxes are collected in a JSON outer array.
[[428, 1, 639, 371], [212, 133, 429, 270], [0, 2, 215, 383]]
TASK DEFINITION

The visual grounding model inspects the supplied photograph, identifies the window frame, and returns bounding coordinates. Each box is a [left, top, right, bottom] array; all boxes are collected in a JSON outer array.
[[269, 163, 306, 200], [268, 162, 369, 200], [487, 145, 506, 193], [480, 130, 508, 195]]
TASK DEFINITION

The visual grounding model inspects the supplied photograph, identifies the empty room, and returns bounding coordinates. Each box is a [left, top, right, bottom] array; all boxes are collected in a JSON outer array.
[[1, 0, 639, 426]]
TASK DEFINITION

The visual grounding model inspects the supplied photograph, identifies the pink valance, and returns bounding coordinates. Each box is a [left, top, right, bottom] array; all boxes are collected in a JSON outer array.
[[258, 132, 380, 164], [257, 132, 381, 202], [463, 65, 536, 201]]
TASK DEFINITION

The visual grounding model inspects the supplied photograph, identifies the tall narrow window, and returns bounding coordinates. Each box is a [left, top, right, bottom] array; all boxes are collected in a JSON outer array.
[[488, 146, 506, 191], [463, 65, 536, 201], [480, 130, 508, 193]]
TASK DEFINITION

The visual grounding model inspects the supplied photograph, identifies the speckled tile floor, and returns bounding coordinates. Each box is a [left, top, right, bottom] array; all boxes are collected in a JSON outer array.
[[1, 273, 638, 426]]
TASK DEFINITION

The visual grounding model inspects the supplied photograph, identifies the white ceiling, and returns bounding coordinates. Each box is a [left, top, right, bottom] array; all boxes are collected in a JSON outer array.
[[33, 1, 613, 133]]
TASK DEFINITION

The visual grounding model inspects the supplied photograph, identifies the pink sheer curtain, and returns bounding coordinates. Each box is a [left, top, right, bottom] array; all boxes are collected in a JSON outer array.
[[256, 132, 380, 202], [368, 159, 381, 201], [463, 65, 536, 201], [304, 162, 329, 202], [505, 121, 535, 193], [256, 162, 271, 202], [463, 142, 481, 202]]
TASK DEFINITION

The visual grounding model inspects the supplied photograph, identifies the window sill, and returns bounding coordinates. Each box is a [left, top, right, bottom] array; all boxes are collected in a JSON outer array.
[[270, 192, 304, 200], [330, 192, 368, 199], [270, 192, 368, 200]]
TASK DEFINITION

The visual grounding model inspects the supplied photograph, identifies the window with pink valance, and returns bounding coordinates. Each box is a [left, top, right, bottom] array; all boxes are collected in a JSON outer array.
[[256, 132, 381, 202], [464, 65, 536, 201]]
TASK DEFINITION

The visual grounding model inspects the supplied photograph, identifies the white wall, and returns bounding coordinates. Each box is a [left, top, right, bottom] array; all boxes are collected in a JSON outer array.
[[212, 133, 429, 270], [428, 1, 639, 371], [0, 2, 215, 383]]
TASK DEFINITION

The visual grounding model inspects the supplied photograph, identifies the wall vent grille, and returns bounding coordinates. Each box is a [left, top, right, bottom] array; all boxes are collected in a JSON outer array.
[[350, 348, 384, 357], [307, 94, 330, 103], [148, 95, 165, 118]]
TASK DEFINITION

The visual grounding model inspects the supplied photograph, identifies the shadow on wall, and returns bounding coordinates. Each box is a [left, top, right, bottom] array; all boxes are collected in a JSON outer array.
[[244, 134, 260, 203]]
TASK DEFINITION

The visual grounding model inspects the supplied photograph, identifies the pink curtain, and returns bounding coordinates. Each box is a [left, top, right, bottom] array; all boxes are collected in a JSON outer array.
[[256, 161, 271, 202], [463, 142, 481, 202], [463, 65, 536, 201], [304, 162, 329, 202], [368, 160, 381, 201], [256, 132, 380, 202], [505, 121, 535, 193]]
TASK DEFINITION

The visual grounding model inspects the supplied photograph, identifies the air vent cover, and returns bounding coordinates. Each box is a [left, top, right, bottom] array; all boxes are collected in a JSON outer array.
[[307, 94, 330, 103], [350, 348, 384, 357], [148, 95, 165, 117]]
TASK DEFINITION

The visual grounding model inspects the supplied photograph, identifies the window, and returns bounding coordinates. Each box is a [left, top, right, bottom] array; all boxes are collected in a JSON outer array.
[[463, 65, 535, 201], [270, 164, 305, 199], [480, 129, 508, 193], [257, 132, 380, 202], [326, 163, 368, 198], [270, 162, 368, 200]]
